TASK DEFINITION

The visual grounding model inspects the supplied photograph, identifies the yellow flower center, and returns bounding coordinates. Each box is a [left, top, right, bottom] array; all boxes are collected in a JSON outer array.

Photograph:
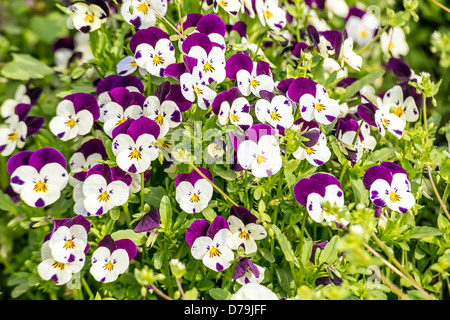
[[219, 0, 227, 6], [8, 132, 18, 141], [52, 261, 65, 270], [129, 148, 142, 160], [33, 180, 48, 193], [264, 10, 274, 19], [389, 191, 401, 203], [250, 79, 259, 88], [389, 42, 395, 50], [66, 118, 77, 128], [64, 239, 75, 250], [208, 246, 221, 258], [97, 190, 110, 202], [84, 14, 94, 23], [239, 230, 250, 241], [314, 103, 326, 113], [104, 261, 114, 271], [256, 154, 267, 164], [203, 61, 214, 72], [230, 113, 239, 122], [137, 2, 149, 14], [116, 117, 127, 126], [194, 86, 203, 95], [382, 118, 390, 127], [360, 30, 367, 38], [190, 193, 200, 203], [155, 114, 164, 124], [270, 111, 281, 121], [131, 60, 137, 67], [394, 106, 404, 118], [306, 147, 315, 155], [153, 55, 164, 66]]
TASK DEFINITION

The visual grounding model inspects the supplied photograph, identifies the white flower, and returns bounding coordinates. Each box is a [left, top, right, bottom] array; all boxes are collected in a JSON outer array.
[[345, 13, 379, 47], [380, 27, 409, 58], [180, 66, 217, 110], [237, 134, 282, 178], [191, 228, 234, 272], [69, 2, 108, 33], [340, 37, 362, 71], [186, 45, 226, 85], [49, 100, 94, 141], [227, 215, 267, 254], [374, 97, 406, 139], [230, 283, 278, 300], [143, 96, 182, 137], [175, 179, 213, 214], [213, 0, 242, 15], [255, 0, 287, 31], [293, 129, 331, 166], [255, 95, 294, 129], [0, 115, 27, 156], [236, 63, 275, 98], [299, 84, 340, 125], [90, 246, 130, 283], [121, 0, 168, 30], [217, 97, 253, 128], [382, 85, 419, 123], [135, 38, 176, 77], [306, 183, 347, 225], [47, 224, 88, 264], [0, 84, 31, 119]]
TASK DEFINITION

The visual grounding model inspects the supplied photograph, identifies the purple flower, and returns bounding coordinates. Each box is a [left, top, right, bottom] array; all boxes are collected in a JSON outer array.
[[90, 234, 137, 283], [292, 119, 330, 166], [134, 208, 161, 233], [175, 167, 214, 214], [7, 148, 69, 208], [233, 257, 265, 285], [363, 162, 415, 213]]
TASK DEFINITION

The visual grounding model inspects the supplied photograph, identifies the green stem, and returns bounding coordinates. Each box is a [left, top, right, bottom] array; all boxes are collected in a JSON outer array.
[[140, 171, 145, 212], [122, 203, 132, 228], [81, 276, 94, 298]]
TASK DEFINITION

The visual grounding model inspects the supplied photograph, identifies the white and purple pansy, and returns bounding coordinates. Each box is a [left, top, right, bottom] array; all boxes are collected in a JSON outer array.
[[211, 87, 253, 130], [294, 173, 348, 226], [121, 0, 168, 30], [236, 124, 282, 178], [255, 90, 294, 129], [212, 0, 242, 16], [133, 207, 161, 234], [373, 96, 406, 139], [116, 55, 147, 77], [179, 13, 227, 51], [1, 83, 42, 120], [69, 0, 109, 33], [255, 0, 287, 31], [90, 234, 137, 283], [7, 148, 69, 208], [49, 93, 100, 141], [380, 27, 409, 58], [225, 53, 275, 98], [111, 117, 160, 174], [186, 216, 234, 272], [175, 167, 214, 214], [96, 75, 145, 122], [129, 27, 176, 77], [382, 85, 419, 124], [291, 119, 330, 166], [182, 32, 226, 85], [79, 163, 131, 216], [45, 215, 91, 265], [179, 66, 217, 110], [233, 257, 265, 285], [101, 87, 145, 137], [345, 7, 379, 47], [306, 25, 335, 58], [142, 81, 182, 137], [227, 205, 267, 254], [363, 162, 416, 214], [288, 77, 340, 125], [0, 103, 44, 156]]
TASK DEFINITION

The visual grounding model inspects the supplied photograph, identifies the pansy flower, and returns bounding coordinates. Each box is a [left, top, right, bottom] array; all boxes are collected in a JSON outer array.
[[310, 240, 343, 286], [179, 13, 227, 51], [225, 53, 275, 98], [211, 87, 253, 130], [380, 27, 409, 58], [233, 257, 265, 285], [69, 0, 109, 33], [363, 162, 415, 214], [236, 124, 282, 178], [227, 206, 267, 254], [179, 66, 217, 110], [49, 93, 100, 141], [7, 148, 69, 208], [382, 85, 419, 124], [142, 81, 182, 137], [116, 55, 147, 76], [288, 77, 340, 125], [291, 119, 331, 166], [182, 32, 226, 85], [121, 0, 168, 30], [111, 117, 160, 174], [255, 91, 294, 129], [79, 163, 131, 216], [186, 216, 234, 272], [294, 173, 348, 226], [90, 234, 137, 283], [0, 103, 44, 156], [175, 167, 214, 214], [101, 87, 145, 137], [129, 27, 176, 77], [345, 8, 379, 47], [255, 0, 287, 31], [1, 83, 42, 119], [212, 0, 241, 16]]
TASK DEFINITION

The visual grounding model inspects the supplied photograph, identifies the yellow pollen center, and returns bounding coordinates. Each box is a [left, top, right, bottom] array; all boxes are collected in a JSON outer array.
[[137, 2, 149, 14], [264, 10, 274, 19], [256, 154, 267, 164], [239, 230, 250, 241], [382, 118, 390, 127], [64, 239, 75, 250], [203, 61, 214, 72], [209, 246, 221, 258], [8, 132, 18, 141], [194, 86, 203, 95], [66, 118, 77, 128], [84, 13, 94, 23], [270, 111, 281, 121], [129, 148, 142, 160], [389, 191, 401, 203], [52, 261, 65, 270], [131, 61, 137, 67], [116, 117, 127, 126], [97, 190, 110, 202], [155, 114, 164, 124], [389, 42, 395, 50], [153, 55, 164, 66], [315, 103, 326, 112], [230, 113, 239, 122], [190, 193, 200, 203], [360, 30, 367, 38], [306, 147, 315, 155], [33, 180, 48, 193], [104, 261, 114, 271], [394, 106, 404, 118], [250, 79, 259, 88], [219, 0, 227, 7]]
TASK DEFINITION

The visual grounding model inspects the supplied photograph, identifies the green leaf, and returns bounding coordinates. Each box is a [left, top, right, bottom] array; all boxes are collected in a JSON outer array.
[[272, 225, 298, 263], [340, 70, 385, 102], [275, 268, 294, 294], [144, 187, 168, 207], [1, 53, 54, 80], [319, 235, 339, 265], [111, 229, 145, 246], [0, 190, 18, 215], [259, 247, 275, 263], [365, 147, 396, 164], [159, 195, 172, 231], [201, 206, 216, 222], [212, 166, 237, 181], [209, 288, 230, 300], [405, 226, 443, 240], [350, 178, 369, 206]]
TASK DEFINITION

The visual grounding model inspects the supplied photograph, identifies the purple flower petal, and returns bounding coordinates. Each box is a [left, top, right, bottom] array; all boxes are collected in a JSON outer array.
[[206, 215, 229, 238], [64, 93, 100, 121], [294, 177, 326, 207], [28, 147, 66, 172], [175, 167, 213, 187], [225, 53, 253, 80], [362, 165, 393, 190], [77, 139, 108, 159], [129, 27, 170, 53], [166, 84, 193, 112], [134, 208, 161, 232], [287, 77, 317, 103], [24, 116, 45, 137], [230, 205, 258, 224], [196, 13, 226, 37], [127, 117, 160, 141], [380, 162, 408, 178], [186, 219, 210, 246], [310, 173, 342, 189]]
